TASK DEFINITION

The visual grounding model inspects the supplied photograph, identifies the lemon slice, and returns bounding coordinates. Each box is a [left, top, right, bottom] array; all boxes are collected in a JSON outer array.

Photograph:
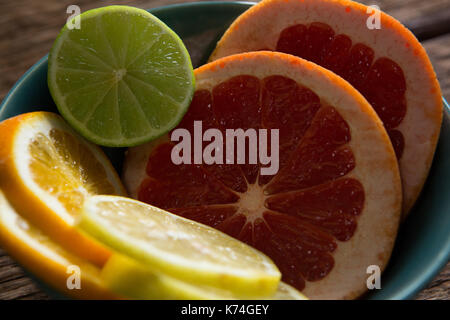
[[0, 190, 118, 299], [273, 282, 308, 300], [102, 254, 307, 300], [78, 195, 281, 297], [0, 112, 126, 266], [102, 254, 239, 300]]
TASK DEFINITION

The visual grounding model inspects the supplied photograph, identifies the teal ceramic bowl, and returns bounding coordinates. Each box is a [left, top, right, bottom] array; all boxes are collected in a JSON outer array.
[[0, 1, 449, 300]]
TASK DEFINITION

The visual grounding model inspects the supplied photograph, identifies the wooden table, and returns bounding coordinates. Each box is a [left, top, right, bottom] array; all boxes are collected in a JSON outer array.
[[0, 0, 449, 300]]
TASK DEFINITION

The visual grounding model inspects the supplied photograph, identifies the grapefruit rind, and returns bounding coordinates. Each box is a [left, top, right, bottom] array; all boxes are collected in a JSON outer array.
[[209, 0, 443, 216], [78, 195, 281, 297]]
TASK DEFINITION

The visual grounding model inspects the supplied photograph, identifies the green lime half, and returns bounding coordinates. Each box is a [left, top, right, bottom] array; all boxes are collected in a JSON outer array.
[[48, 6, 194, 147]]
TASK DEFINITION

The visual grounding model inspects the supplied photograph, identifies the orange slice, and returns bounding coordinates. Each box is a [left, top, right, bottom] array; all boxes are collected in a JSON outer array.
[[0, 190, 118, 299], [0, 112, 126, 266], [123, 51, 402, 299], [209, 0, 443, 215]]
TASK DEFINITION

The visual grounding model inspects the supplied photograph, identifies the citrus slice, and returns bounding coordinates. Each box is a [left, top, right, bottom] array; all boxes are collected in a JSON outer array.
[[273, 282, 308, 300], [48, 5, 195, 147], [102, 253, 307, 300], [123, 51, 402, 299], [101, 253, 238, 300], [209, 0, 443, 215], [0, 190, 118, 299], [77, 195, 281, 297], [0, 112, 126, 266]]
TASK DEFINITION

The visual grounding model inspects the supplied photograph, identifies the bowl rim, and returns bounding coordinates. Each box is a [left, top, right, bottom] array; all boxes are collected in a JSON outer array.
[[0, 54, 49, 119], [0, 1, 449, 300]]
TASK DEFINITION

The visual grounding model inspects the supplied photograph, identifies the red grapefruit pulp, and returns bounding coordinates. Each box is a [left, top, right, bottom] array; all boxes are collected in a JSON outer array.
[[209, 0, 443, 215], [124, 52, 402, 299]]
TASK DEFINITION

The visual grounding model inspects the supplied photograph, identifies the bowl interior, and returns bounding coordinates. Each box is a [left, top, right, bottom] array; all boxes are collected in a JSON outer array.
[[0, 1, 449, 300]]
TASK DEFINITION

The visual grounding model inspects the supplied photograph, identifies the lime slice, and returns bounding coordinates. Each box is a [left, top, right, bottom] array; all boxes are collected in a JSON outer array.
[[78, 195, 281, 297], [48, 6, 195, 147], [102, 254, 307, 300]]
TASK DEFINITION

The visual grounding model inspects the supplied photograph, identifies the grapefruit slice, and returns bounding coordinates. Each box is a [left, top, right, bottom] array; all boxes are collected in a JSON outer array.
[[209, 0, 443, 215], [0, 190, 118, 299], [123, 51, 402, 299]]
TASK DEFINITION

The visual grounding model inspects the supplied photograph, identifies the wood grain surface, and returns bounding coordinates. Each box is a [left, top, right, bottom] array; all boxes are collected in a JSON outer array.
[[0, 0, 449, 300]]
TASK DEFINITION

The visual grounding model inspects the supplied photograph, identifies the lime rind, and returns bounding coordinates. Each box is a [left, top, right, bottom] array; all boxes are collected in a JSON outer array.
[[48, 6, 195, 147], [78, 195, 281, 297]]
